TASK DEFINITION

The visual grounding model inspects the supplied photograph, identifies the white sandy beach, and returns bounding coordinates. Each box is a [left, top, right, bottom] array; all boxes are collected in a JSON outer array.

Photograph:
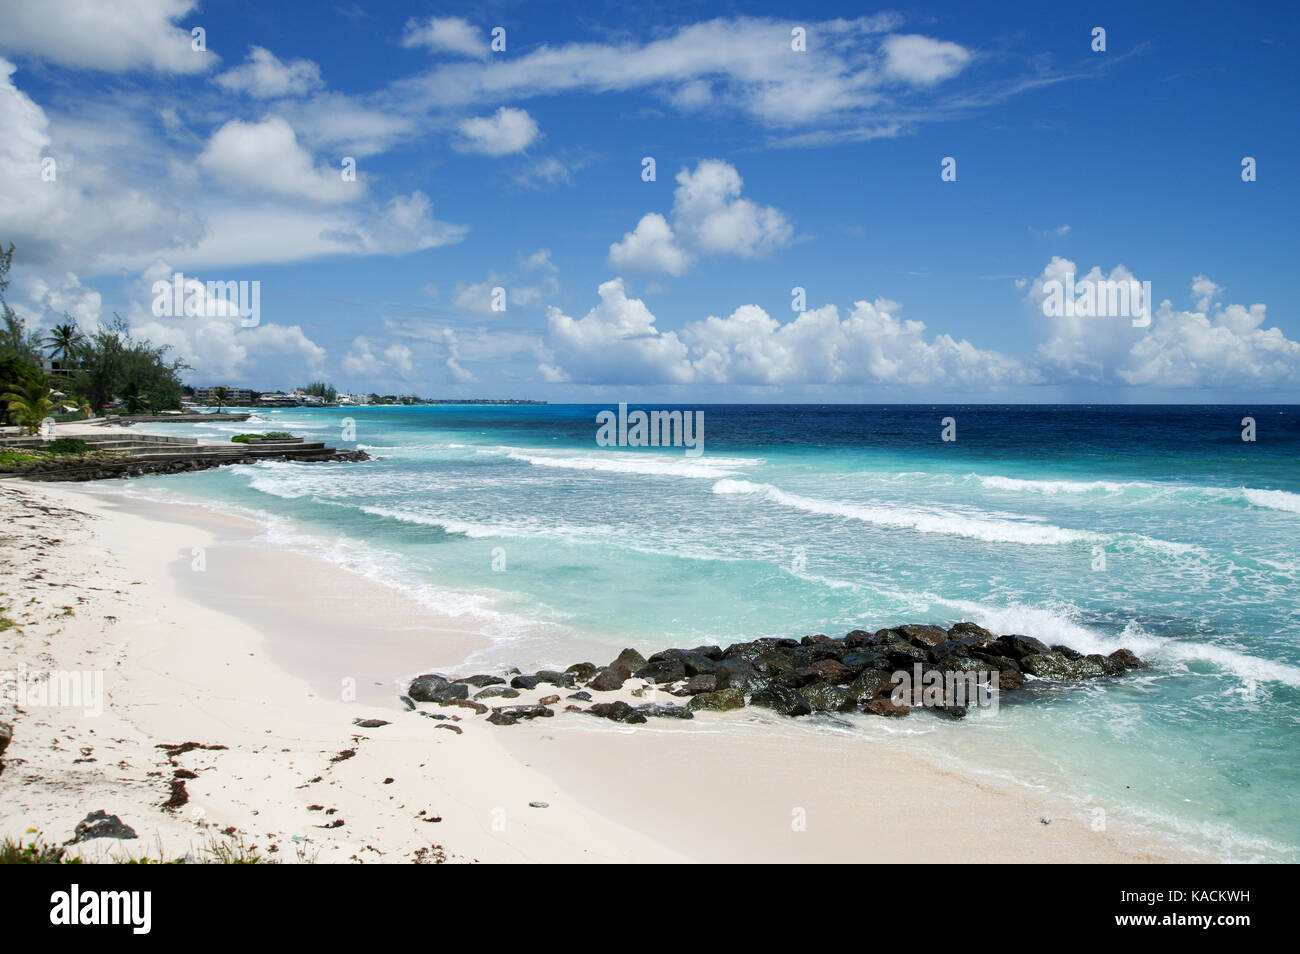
[[0, 476, 1191, 863]]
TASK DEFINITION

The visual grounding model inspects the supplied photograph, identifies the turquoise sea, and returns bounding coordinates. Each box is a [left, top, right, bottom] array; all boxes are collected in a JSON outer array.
[[120, 404, 1300, 861]]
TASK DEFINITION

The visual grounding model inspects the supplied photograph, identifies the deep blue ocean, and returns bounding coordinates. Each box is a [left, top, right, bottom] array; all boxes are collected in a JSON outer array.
[[123, 404, 1300, 861]]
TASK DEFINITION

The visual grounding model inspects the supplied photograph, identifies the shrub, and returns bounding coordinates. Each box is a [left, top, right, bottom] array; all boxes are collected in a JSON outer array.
[[231, 431, 293, 443], [0, 836, 80, 864], [0, 450, 41, 468], [46, 437, 89, 455]]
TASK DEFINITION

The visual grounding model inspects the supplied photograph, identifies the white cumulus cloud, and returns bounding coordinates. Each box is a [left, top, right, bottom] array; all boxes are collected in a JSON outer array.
[[401, 16, 488, 58], [454, 107, 539, 155], [215, 46, 323, 98], [0, 0, 216, 74], [609, 160, 793, 274], [198, 115, 359, 203]]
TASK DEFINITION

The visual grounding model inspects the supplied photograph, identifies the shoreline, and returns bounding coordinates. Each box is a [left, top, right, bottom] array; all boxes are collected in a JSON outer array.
[[0, 477, 1196, 862]]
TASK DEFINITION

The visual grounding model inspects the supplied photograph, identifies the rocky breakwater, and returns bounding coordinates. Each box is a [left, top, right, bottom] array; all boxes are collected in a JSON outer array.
[[403, 622, 1147, 727], [7, 448, 370, 482]]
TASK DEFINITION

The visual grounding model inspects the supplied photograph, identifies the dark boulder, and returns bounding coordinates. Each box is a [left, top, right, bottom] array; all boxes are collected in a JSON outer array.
[[587, 701, 648, 724], [999, 669, 1025, 691], [844, 629, 882, 648], [536, 670, 575, 688], [1108, 648, 1147, 669], [750, 684, 812, 717], [567, 690, 593, 701], [893, 624, 949, 649], [947, 621, 996, 642], [636, 703, 694, 720], [671, 674, 717, 696], [460, 674, 506, 687], [714, 662, 767, 694], [610, 648, 648, 671], [72, 811, 138, 842], [722, 637, 798, 662], [752, 650, 797, 676], [802, 681, 856, 712], [474, 685, 520, 700], [647, 648, 717, 676], [1052, 644, 1084, 661], [1020, 652, 1075, 680], [687, 688, 746, 711], [841, 650, 888, 672], [587, 665, 630, 691], [1073, 654, 1123, 678], [487, 705, 554, 726], [995, 635, 1053, 660], [973, 652, 1021, 674], [863, 696, 910, 718], [848, 669, 897, 703], [884, 642, 928, 668], [510, 674, 541, 690], [805, 658, 854, 684], [929, 637, 986, 662], [564, 662, 599, 682], [409, 674, 469, 703], [772, 668, 821, 689], [440, 698, 488, 715], [635, 659, 687, 684]]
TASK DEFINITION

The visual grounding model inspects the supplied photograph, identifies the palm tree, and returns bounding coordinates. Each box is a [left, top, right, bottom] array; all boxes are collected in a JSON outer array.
[[43, 322, 83, 373], [212, 386, 229, 411], [121, 381, 148, 415], [0, 379, 56, 434]]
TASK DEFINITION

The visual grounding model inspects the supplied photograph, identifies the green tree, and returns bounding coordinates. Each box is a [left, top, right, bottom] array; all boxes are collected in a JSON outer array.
[[0, 244, 42, 366], [301, 381, 337, 403], [0, 378, 55, 434], [70, 314, 188, 413], [212, 386, 229, 411], [44, 321, 84, 371]]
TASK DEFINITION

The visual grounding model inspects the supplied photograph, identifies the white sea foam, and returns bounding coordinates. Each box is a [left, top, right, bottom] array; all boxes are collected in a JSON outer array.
[[1241, 488, 1300, 514], [939, 597, 1300, 689], [973, 472, 1300, 515], [712, 479, 1100, 546], [506, 449, 754, 479], [976, 474, 1132, 495]]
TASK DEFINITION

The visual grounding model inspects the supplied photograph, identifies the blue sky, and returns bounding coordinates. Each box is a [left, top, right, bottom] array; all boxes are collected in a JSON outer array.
[[1, 0, 1297, 400]]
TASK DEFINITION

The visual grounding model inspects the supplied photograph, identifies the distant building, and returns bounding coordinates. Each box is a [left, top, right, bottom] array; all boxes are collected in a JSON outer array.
[[194, 386, 256, 405]]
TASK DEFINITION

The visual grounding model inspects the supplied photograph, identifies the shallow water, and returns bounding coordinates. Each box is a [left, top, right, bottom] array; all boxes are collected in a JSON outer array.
[[120, 404, 1300, 861]]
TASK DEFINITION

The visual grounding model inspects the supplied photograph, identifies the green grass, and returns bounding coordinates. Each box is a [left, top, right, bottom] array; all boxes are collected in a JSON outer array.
[[0, 450, 41, 468], [1, 831, 288, 864], [0, 836, 81, 864], [230, 431, 294, 443], [46, 437, 90, 455]]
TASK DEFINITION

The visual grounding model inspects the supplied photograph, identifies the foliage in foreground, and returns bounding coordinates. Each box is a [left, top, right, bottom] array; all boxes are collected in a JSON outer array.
[[230, 431, 293, 443], [1, 831, 286, 864], [46, 437, 90, 455]]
